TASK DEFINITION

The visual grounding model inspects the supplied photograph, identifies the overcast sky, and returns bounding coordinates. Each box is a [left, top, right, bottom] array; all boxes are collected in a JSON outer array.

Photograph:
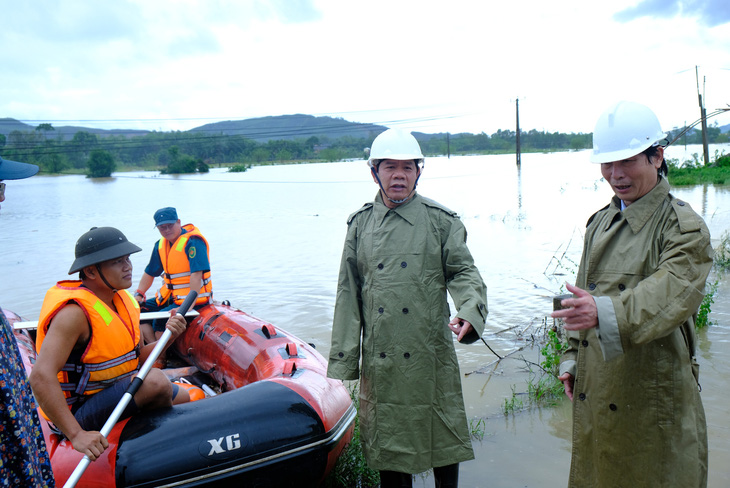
[[2, 0, 730, 136]]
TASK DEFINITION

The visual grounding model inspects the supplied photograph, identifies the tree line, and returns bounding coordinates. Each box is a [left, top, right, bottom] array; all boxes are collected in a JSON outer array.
[[0, 122, 726, 177]]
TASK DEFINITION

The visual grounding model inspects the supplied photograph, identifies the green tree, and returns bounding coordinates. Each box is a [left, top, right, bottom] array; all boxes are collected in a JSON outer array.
[[320, 147, 346, 162], [87, 150, 116, 177], [276, 149, 292, 162], [251, 147, 270, 163], [69, 131, 99, 169], [41, 153, 68, 173], [161, 145, 209, 174]]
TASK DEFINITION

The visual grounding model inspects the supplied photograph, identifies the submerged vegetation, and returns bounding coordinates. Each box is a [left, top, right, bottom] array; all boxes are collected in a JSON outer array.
[[668, 151, 730, 186], [502, 320, 568, 416], [500, 224, 730, 415], [713, 230, 730, 272], [698, 230, 730, 329], [696, 281, 718, 329]]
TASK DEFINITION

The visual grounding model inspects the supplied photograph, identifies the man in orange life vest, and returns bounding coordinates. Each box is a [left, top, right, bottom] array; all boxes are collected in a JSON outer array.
[[29, 227, 190, 462], [133, 207, 212, 344]]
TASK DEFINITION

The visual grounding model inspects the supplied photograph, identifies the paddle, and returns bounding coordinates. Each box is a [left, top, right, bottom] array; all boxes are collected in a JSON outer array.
[[63, 291, 198, 488], [13, 310, 200, 330]]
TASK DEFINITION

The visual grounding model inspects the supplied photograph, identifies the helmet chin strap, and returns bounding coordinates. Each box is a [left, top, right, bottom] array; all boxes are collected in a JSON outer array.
[[371, 167, 421, 205], [95, 264, 118, 293]]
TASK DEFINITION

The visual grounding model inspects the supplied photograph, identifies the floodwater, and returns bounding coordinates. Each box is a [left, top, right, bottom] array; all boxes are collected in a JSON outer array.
[[1, 144, 729, 487]]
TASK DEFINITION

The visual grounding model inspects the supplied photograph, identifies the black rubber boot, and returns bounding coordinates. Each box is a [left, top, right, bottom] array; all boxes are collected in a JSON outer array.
[[379, 470, 413, 488], [433, 463, 459, 488]]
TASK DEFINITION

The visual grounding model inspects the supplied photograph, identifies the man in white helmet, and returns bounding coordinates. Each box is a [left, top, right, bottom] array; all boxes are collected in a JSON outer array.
[[552, 101, 712, 487], [328, 129, 488, 487]]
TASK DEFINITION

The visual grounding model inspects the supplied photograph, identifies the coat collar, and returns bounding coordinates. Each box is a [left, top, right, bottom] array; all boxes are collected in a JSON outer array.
[[609, 177, 669, 234], [373, 192, 420, 226]]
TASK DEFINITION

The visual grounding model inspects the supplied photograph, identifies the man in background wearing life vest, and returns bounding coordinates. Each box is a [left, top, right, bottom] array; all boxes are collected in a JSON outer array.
[[134, 207, 213, 344], [30, 227, 191, 462]]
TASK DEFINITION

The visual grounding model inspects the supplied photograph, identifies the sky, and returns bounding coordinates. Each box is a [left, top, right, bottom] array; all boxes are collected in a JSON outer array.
[[2, 0, 730, 136]]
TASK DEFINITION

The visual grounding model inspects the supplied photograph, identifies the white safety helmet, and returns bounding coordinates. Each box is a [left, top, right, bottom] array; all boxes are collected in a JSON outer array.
[[367, 129, 424, 168], [590, 101, 667, 164]]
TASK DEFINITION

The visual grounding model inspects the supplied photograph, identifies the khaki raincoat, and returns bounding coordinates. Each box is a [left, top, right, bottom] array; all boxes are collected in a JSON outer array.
[[328, 192, 488, 473], [560, 177, 713, 488]]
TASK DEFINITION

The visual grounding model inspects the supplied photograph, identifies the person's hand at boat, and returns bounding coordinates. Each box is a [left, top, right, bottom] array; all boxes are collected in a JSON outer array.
[[448, 317, 474, 342], [550, 283, 598, 331], [70, 429, 109, 461], [140, 312, 187, 360], [165, 311, 187, 340]]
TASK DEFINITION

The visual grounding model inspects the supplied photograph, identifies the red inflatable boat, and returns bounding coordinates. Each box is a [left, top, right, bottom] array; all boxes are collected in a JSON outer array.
[[9, 302, 355, 487]]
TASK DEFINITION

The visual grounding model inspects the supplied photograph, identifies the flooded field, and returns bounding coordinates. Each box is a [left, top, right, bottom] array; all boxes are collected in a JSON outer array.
[[2, 147, 729, 487]]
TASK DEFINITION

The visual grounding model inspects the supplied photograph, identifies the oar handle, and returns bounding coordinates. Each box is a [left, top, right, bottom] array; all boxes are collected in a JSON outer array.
[[63, 291, 198, 488]]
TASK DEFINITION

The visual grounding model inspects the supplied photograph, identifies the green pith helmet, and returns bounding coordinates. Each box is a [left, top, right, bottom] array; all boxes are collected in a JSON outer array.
[[68, 227, 142, 274]]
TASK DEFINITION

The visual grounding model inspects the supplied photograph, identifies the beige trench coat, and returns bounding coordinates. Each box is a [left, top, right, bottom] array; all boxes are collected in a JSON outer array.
[[560, 178, 713, 487]]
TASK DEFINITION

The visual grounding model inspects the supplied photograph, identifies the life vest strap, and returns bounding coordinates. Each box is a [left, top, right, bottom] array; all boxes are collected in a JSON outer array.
[[164, 271, 192, 280]]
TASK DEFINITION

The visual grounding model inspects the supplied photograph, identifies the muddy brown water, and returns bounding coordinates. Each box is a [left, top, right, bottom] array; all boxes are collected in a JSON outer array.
[[2, 147, 729, 487]]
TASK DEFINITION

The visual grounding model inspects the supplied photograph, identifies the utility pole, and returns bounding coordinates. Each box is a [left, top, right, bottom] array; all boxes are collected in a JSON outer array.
[[696, 66, 710, 166], [515, 98, 521, 167]]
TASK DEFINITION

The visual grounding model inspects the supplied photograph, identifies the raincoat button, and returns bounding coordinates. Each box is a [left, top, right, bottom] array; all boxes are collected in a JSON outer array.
[[677, 201, 685, 206], [338, 352, 344, 358], [581, 340, 589, 347], [378, 307, 384, 314], [377, 263, 384, 270], [579, 393, 586, 401], [404, 352, 410, 358], [380, 352, 386, 358], [401, 261, 407, 268], [618, 284, 626, 291], [609, 403, 617, 411], [588, 283, 596, 290], [402, 308, 409, 314]]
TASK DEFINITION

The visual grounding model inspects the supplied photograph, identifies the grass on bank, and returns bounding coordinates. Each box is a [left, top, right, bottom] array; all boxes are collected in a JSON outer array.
[[667, 151, 730, 186], [323, 383, 379, 488]]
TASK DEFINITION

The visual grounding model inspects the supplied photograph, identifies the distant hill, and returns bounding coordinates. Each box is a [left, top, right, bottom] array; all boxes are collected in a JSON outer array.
[[721, 123, 730, 133], [0, 117, 149, 141], [189, 114, 388, 142], [0, 114, 393, 143]]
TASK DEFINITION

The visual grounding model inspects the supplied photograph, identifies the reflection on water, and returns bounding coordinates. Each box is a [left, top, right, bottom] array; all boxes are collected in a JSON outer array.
[[1, 146, 729, 487]]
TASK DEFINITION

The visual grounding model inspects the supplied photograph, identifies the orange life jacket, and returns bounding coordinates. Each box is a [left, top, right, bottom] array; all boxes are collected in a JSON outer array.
[[155, 224, 212, 306], [36, 281, 141, 414]]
